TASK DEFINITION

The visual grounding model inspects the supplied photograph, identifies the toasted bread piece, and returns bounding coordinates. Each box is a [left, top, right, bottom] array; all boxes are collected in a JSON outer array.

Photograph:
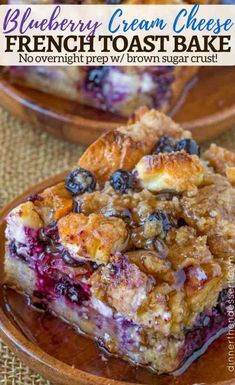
[[207, 220, 235, 259], [58, 212, 128, 265], [181, 174, 235, 233], [166, 226, 213, 270], [126, 250, 172, 281], [6, 201, 43, 244], [185, 263, 223, 315], [134, 151, 204, 193], [203, 144, 235, 185], [137, 284, 186, 335], [36, 182, 73, 223], [226, 167, 235, 185], [78, 109, 191, 184], [90, 254, 152, 321]]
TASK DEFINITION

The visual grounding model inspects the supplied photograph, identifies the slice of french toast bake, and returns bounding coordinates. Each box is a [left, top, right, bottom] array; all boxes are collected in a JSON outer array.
[[4, 109, 234, 373], [5, 0, 199, 117]]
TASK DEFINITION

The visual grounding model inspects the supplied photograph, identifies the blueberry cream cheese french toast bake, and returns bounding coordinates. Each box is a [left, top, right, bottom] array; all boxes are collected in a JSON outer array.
[[4, 109, 235, 374]]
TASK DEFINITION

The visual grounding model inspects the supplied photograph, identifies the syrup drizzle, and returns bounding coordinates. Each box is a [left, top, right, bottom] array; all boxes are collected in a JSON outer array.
[[2, 286, 234, 385]]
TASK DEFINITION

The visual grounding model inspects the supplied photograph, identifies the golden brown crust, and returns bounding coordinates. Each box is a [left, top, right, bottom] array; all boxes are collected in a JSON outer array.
[[134, 151, 204, 192], [207, 220, 235, 259], [166, 226, 213, 270], [92, 255, 152, 320], [5, 202, 43, 244], [126, 250, 173, 282], [185, 263, 223, 316], [181, 174, 235, 234], [37, 182, 73, 222], [78, 130, 145, 185], [203, 144, 235, 176], [12, 202, 43, 228], [74, 186, 181, 227], [57, 212, 128, 264], [78, 109, 190, 184], [137, 284, 186, 335], [226, 167, 235, 185]]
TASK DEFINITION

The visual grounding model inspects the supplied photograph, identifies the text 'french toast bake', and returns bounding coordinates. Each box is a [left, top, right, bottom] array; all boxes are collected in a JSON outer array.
[[4, 109, 235, 373]]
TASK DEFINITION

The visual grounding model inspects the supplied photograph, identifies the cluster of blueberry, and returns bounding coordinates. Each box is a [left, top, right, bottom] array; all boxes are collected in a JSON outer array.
[[183, 288, 231, 359], [85, 67, 109, 95], [65, 137, 200, 197], [54, 279, 91, 305], [8, 218, 96, 307], [65, 167, 135, 195], [153, 136, 200, 156]]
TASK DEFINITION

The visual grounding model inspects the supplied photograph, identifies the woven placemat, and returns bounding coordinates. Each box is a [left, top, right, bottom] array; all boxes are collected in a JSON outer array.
[[0, 105, 84, 385], [0, 104, 235, 384]]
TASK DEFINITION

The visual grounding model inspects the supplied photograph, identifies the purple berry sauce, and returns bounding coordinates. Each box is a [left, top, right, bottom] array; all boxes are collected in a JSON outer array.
[[8, 222, 232, 370], [9, 223, 95, 306], [26, 194, 44, 203], [181, 288, 233, 363]]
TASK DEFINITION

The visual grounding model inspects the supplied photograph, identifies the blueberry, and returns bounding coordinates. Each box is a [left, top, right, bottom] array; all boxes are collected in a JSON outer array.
[[54, 279, 91, 304], [67, 286, 80, 303], [65, 168, 96, 195], [110, 169, 134, 194], [217, 289, 229, 315], [195, 313, 212, 328], [152, 136, 175, 154], [38, 228, 50, 243], [9, 241, 18, 258], [26, 194, 43, 203], [148, 211, 173, 233], [62, 250, 83, 267], [39, 221, 59, 243], [117, 209, 132, 222], [67, 284, 91, 304], [9, 241, 26, 261], [218, 288, 228, 304], [85, 67, 109, 92], [54, 280, 70, 296], [202, 316, 211, 327], [175, 139, 200, 156], [45, 244, 61, 256], [152, 68, 175, 109]]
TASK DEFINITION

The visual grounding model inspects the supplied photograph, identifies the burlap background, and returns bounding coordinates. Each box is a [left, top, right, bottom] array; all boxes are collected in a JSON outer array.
[[0, 104, 235, 384]]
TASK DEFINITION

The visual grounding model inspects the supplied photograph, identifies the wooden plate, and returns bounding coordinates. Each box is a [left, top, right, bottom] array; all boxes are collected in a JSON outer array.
[[0, 175, 235, 385], [0, 67, 235, 145]]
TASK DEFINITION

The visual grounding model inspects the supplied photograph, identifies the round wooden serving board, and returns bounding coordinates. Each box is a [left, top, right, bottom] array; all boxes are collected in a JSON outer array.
[[0, 175, 235, 385], [0, 66, 235, 145]]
